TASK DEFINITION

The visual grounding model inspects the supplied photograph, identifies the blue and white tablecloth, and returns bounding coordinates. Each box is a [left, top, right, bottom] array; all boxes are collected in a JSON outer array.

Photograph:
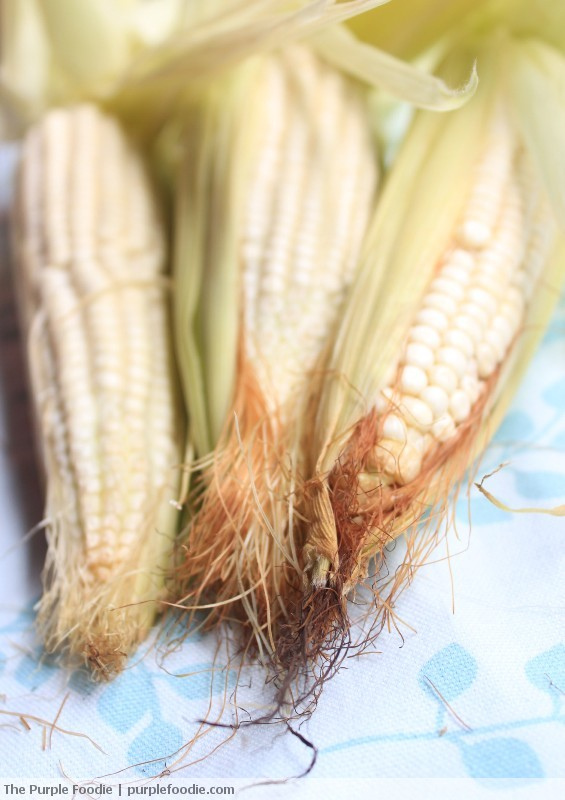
[[0, 144, 563, 799]]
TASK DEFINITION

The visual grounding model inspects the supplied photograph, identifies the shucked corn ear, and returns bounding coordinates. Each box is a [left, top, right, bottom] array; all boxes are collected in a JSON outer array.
[[12, 104, 182, 676], [283, 45, 565, 674], [173, 45, 377, 657]]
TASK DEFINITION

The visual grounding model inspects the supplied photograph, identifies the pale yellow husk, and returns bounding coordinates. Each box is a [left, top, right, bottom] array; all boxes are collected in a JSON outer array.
[[0, 0, 479, 139]]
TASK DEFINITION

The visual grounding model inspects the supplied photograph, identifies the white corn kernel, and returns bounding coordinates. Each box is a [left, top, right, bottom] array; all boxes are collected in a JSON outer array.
[[441, 264, 473, 286], [460, 302, 489, 327], [458, 219, 491, 248], [382, 413, 408, 442], [431, 277, 466, 301], [491, 314, 515, 342], [404, 342, 435, 370], [400, 395, 434, 430], [436, 346, 468, 378], [423, 292, 458, 316], [431, 413, 456, 443], [415, 307, 449, 331], [443, 328, 474, 358], [460, 374, 480, 404], [477, 341, 498, 377], [505, 286, 526, 315], [484, 328, 507, 360], [453, 314, 482, 344], [408, 324, 442, 350], [420, 385, 449, 418], [428, 364, 458, 394], [374, 439, 422, 484], [407, 426, 426, 453], [400, 364, 428, 395], [467, 286, 498, 315], [448, 248, 475, 270], [449, 389, 472, 423]]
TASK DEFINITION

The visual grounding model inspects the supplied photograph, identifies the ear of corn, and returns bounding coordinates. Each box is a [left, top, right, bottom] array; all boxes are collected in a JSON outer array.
[[173, 45, 378, 657], [284, 44, 565, 671], [12, 104, 182, 677]]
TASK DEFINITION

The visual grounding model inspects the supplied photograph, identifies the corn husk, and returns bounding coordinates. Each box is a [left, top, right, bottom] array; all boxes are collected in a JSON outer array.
[[0, 0, 479, 140]]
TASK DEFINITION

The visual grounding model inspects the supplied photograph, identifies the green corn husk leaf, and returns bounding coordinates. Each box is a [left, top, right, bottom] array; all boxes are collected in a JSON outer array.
[[38, 0, 134, 88], [2, 1, 389, 114], [117, 1, 477, 116], [2, 0, 480, 140], [346, 0, 508, 59], [174, 64, 259, 457], [506, 37, 565, 229], [503, 0, 565, 51], [0, 0, 50, 132], [117, 0, 392, 90], [0, 0, 163, 134], [310, 24, 477, 110], [346, 0, 565, 66]]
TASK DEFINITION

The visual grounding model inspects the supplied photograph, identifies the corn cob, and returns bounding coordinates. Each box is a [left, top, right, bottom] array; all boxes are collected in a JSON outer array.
[[281, 64, 565, 677], [173, 45, 377, 657], [12, 104, 182, 676]]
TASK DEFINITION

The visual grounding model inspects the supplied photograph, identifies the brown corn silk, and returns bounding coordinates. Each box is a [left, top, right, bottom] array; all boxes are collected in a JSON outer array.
[[12, 104, 182, 676], [173, 45, 378, 659], [280, 49, 565, 676]]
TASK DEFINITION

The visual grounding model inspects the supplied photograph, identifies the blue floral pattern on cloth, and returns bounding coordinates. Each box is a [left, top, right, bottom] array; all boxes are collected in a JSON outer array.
[[97, 660, 236, 774], [321, 642, 564, 787]]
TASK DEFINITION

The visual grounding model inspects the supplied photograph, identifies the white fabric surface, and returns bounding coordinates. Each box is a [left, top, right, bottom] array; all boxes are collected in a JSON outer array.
[[0, 143, 563, 799]]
